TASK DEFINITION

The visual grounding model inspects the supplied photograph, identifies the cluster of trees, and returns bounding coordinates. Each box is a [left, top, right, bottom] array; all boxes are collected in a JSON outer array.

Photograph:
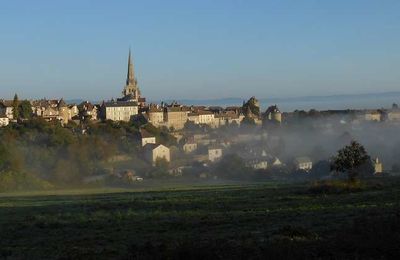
[[0, 118, 177, 191], [11, 94, 33, 120]]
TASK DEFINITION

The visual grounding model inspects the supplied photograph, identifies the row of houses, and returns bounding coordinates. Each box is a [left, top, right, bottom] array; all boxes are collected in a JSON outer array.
[[0, 97, 278, 130], [0, 98, 99, 125]]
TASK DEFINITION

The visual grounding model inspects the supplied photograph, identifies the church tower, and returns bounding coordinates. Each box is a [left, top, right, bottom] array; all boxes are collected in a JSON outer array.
[[122, 49, 141, 100]]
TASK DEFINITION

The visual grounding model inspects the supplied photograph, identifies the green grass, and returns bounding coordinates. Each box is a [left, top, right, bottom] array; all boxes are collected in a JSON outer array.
[[1, 178, 400, 259]]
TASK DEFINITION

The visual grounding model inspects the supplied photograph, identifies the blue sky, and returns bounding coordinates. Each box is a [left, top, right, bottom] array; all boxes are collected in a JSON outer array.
[[1, 0, 399, 101]]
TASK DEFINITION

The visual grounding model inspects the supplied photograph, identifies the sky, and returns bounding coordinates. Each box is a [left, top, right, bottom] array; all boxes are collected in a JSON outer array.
[[0, 0, 400, 101]]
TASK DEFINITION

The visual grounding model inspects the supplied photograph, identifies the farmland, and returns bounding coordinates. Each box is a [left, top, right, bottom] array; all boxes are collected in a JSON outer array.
[[1, 178, 400, 259]]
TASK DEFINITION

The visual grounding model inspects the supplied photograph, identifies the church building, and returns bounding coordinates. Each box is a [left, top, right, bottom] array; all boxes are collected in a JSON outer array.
[[101, 50, 144, 121]]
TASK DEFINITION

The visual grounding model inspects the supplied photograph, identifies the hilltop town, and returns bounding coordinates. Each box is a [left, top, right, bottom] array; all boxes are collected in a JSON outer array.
[[1, 51, 400, 187]]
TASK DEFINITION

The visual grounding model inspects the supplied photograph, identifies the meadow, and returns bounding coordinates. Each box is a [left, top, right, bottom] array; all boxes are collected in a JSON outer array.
[[0, 178, 399, 259]]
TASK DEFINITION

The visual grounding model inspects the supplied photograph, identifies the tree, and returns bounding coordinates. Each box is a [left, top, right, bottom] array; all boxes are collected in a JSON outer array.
[[212, 154, 252, 180], [241, 116, 256, 126], [12, 93, 19, 119], [331, 140, 370, 182], [18, 100, 33, 119]]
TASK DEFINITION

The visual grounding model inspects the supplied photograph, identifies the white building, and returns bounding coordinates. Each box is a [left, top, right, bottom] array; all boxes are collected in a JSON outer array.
[[247, 159, 268, 170], [0, 116, 9, 127], [103, 101, 138, 122], [144, 144, 171, 165], [188, 111, 215, 125], [294, 157, 313, 171], [0, 101, 14, 119], [183, 141, 197, 154], [208, 146, 223, 162], [140, 129, 156, 147], [147, 105, 164, 127]]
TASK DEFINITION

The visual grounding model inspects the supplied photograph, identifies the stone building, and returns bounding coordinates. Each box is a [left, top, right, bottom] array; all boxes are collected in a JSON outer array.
[[144, 143, 171, 165], [118, 49, 146, 107], [187, 110, 214, 125], [57, 99, 70, 125], [0, 115, 9, 127], [147, 104, 164, 127], [140, 129, 156, 147], [264, 105, 282, 124], [102, 101, 138, 122], [208, 145, 223, 162], [122, 49, 140, 101], [183, 141, 197, 154], [78, 101, 99, 121], [363, 110, 382, 122], [0, 100, 14, 119], [387, 110, 400, 121], [164, 104, 190, 130]]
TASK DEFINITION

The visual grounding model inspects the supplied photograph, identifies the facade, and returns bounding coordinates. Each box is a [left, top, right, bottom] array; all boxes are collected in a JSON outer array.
[[140, 129, 156, 147], [373, 157, 383, 174], [147, 105, 164, 127], [188, 111, 214, 125], [164, 105, 190, 130], [294, 157, 313, 171], [387, 110, 400, 121], [144, 144, 171, 165], [0, 101, 14, 119], [0, 116, 9, 127], [57, 99, 70, 125], [248, 159, 268, 170], [208, 146, 223, 162], [364, 110, 382, 122], [78, 101, 99, 121], [264, 105, 282, 124], [102, 101, 138, 121], [183, 141, 197, 154]]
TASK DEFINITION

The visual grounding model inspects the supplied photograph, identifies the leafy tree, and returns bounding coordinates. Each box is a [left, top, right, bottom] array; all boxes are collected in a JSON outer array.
[[212, 154, 252, 180], [241, 116, 256, 126], [18, 100, 33, 119], [331, 140, 370, 182], [310, 160, 331, 179], [12, 93, 19, 119]]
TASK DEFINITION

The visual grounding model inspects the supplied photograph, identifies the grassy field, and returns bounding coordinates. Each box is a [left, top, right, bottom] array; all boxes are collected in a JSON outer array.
[[1, 178, 400, 259]]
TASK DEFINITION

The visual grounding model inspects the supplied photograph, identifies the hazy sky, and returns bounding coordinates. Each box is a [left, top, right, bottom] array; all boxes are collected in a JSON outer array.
[[1, 0, 400, 101]]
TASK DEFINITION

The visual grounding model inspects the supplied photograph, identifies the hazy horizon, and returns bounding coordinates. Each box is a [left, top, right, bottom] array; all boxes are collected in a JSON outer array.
[[1, 0, 400, 101]]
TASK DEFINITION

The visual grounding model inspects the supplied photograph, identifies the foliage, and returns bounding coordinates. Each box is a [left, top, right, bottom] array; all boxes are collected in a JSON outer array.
[[18, 100, 33, 119], [0, 170, 53, 192], [12, 93, 19, 119], [212, 154, 253, 179], [0, 118, 138, 188], [331, 140, 370, 181], [241, 116, 256, 126], [310, 160, 331, 179]]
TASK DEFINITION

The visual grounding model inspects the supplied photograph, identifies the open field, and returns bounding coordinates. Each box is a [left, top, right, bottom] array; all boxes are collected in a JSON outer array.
[[1, 178, 400, 259]]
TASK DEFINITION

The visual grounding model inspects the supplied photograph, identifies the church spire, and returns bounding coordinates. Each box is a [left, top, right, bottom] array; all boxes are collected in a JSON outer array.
[[126, 48, 135, 85]]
